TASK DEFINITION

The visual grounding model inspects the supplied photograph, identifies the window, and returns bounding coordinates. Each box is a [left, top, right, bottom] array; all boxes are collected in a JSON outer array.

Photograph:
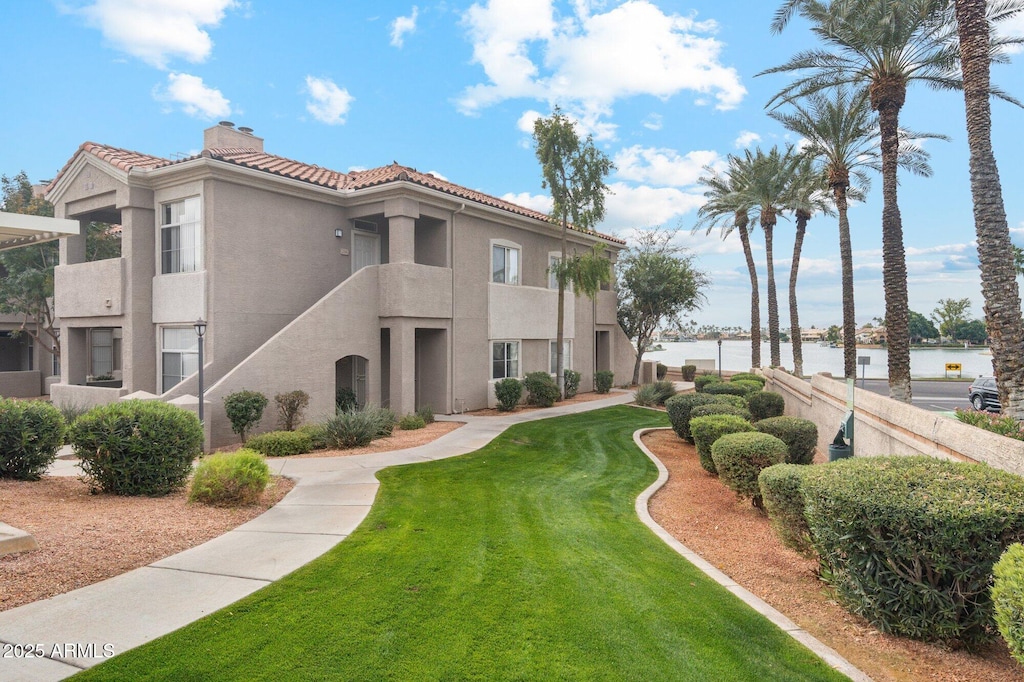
[[161, 197, 202, 274], [492, 244, 520, 285], [550, 340, 572, 373], [161, 327, 199, 392], [89, 329, 121, 376], [548, 254, 560, 290], [492, 341, 520, 379]]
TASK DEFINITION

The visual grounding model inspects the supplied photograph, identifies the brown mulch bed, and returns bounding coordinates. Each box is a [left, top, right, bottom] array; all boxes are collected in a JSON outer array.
[[643, 428, 1020, 682], [464, 390, 619, 417], [273, 420, 465, 459]]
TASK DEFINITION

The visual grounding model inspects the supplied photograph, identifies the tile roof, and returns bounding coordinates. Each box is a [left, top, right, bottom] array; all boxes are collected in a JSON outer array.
[[48, 143, 625, 244]]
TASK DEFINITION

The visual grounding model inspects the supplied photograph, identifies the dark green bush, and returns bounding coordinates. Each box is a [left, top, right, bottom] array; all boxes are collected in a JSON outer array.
[[563, 369, 581, 399], [694, 375, 721, 392], [690, 414, 756, 475], [690, 403, 752, 423], [416, 405, 435, 424], [755, 416, 817, 465], [664, 393, 719, 443], [0, 398, 66, 480], [524, 371, 560, 407], [274, 390, 309, 431], [747, 391, 786, 422], [224, 390, 268, 442], [803, 456, 1024, 646], [245, 430, 313, 457], [709, 394, 748, 409], [189, 449, 270, 506], [494, 377, 523, 411], [711, 431, 787, 508], [335, 388, 357, 413], [730, 372, 766, 387], [702, 382, 748, 398], [656, 363, 668, 380], [297, 423, 331, 450], [323, 410, 378, 448], [70, 400, 202, 496], [680, 365, 697, 382], [993, 543, 1024, 665], [955, 408, 1024, 441], [594, 370, 614, 394], [759, 463, 814, 556], [399, 414, 426, 430], [729, 379, 764, 396]]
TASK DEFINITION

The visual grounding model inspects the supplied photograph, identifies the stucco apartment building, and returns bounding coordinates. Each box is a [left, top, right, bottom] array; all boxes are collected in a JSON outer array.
[[46, 122, 636, 446]]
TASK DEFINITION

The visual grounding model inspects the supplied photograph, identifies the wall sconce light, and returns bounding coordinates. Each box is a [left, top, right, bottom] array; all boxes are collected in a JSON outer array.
[[335, 228, 344, 238]]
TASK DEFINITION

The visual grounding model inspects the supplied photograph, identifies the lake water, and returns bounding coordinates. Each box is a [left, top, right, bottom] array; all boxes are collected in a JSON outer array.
[[645, 340, 993, 379]]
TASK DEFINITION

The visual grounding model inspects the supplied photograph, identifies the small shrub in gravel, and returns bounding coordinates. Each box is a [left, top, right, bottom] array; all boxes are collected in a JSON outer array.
[[680, 365, 697, 382], [274, 390, 309, 431], [0, 398, 66, 481], [747, 391, 786, 422], [297, 423, 331, 450], [245, 430, 313, 457], [711, 431, 787, 509], [690, 414, 755, 475], [634, 380, 676, 407], [702, 382, 748, 398], [758, 463, 813, 556], [993, 543, 1024, 665], [399, 414, 426, 430], [189, 449, 270, 506], [594, 370, 614, 394], [495, 377, 523, 411], [563, 369, 581, 399], [524, 371, 560, 407], [694, 375, 721, 392], [755, 416, 817, 465], [690, 403, 752, 423], [416, 405, 435, 424], [664, 393, 719, 443], [323, 410, 378, 448], [224, 390, 269, 443], [367, 405, 397, 438]]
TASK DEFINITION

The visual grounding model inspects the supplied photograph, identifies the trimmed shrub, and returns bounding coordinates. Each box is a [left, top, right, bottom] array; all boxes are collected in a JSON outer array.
[[416, 405, 435, 424], [189, 449, 270, 506], [664, 393, 719, 443], [246, 430, 313, 457], [955, 408, 1024, 441], [702, 382, 748, 398], [297, 423, 331, 450], [563, 369, 581, 399], [274, 390, 309, 431], [594, 370, 615, 394], [729, 379, 765, 396], [322, 410, 378, 448], [335, 388, 357, 414], [70, 400, 202, 496], [755, 416, 817, 465], [495, 378, 523, 411], [690, 414, 756, 475], [710, 394, 748, 409], [524, 371, 560, 407], [759, 463, 814, 556], [711, 431, 787, 508], [993, 543, 1024, 665], [730, 372, 766, 387], [747, 391, 786, 422], [694, 375, 722, 392], [680, 365, 697, 382], [0, 398, 66, 480], [802, 456, 1024, 646], [224, 390, 268, 443], [399, 414, 426, 430], [690, 403, 752, 423], [656, 363, 668, 380]]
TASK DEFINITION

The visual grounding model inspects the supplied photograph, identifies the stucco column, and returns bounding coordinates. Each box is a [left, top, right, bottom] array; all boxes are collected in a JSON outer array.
[[59, 218, 88, 266], [119, 203, 156, 393], [387, 321, 416, 415], [384, 197, 419, 264], [63, 327, 88, 385]]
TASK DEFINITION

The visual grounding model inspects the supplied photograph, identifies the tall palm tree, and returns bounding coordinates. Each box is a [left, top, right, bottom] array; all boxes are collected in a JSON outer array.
[[949, 0, 1024, 418], [695, 157, 761, 369], [763, 0, 960, 402], [769, 87, 937, 379]]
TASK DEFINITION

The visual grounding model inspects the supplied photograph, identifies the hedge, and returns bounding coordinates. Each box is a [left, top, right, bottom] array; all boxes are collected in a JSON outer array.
[[594, 370, 615, 394], [730, 372, 766, 387], [664, 393, 719, 443], [680, 365, 697, 382], [701, 382, 749, 398], [993, 543, 1024, 665], [524, 371, 560, 407], [758, 463, 813, 556], [694, 375, 722, 392], [690, 414, 755, 475], [689, 403, 752, 423], [0, 398, 66, 480], [747, 391, 786, 422], [711, 431, 787, 508], [494, 378, 523, 411], [754, 416, 817, 465], [245, 430, 313, 457]]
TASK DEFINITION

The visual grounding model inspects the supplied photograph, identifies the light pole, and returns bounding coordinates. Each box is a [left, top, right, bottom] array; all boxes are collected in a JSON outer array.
[[194, 318, 207, 425], [717, 338, 722, 378]]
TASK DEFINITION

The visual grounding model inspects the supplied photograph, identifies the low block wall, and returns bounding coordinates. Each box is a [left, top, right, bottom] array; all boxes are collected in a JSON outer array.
[[762, 368, 1024, 477], [0, 371, 41, 398]]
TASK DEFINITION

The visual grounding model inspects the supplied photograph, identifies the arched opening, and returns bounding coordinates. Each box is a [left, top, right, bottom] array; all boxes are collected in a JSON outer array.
[[336, 355, 368, 409]]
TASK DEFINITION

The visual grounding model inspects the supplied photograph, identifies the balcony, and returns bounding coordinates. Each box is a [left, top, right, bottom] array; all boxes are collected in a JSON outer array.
[[55, 258, 124, 319], [378, 263, 452, 319]]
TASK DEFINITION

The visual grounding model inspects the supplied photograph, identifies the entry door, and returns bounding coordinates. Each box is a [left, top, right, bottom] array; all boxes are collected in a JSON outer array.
[[353, 232, 379, 273], [352, 356, 368, 407]]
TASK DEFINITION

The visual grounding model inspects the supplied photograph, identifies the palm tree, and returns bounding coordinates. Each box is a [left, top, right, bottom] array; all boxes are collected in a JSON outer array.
[[695, 156, 761, 369], [763, 0, 959, 402], [949, 0, 1024, 418], [768, 86, 937, 379]]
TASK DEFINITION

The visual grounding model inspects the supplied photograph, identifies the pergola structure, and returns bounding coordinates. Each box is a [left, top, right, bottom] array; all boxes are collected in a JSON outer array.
[[0, 211, 79, 252]]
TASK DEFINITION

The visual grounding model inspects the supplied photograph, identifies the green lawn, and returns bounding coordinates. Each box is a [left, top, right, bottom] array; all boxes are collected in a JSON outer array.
[[76, 406, 847, 681]]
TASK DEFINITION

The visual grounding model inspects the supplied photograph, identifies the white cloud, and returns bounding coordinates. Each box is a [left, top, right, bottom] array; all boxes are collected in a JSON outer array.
[[614, 146, 722, 187], [75, 0, 237, 69], [458, 0, 745, 134], [156, 73, 231, 119], [501, 191, 554, 214], [390, 6, 419, 47], [304, 76, 354, 125], [999, 11, 1024, 54], [734, 130, 760, 149], [642, 113, 663, 131], [517, 109, 544, 134], [602, 182, 705, 231]]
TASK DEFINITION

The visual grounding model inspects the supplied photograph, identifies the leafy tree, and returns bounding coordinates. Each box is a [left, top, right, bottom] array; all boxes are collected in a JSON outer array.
[[931, 298, 972, 338], [952, 319, 987, 344], [533, 108, 614, 398], [908, 310, 939, 342], [825, 325, 841, 344], [1014, 245, 1024, 277], [617, 230, 709, 385]]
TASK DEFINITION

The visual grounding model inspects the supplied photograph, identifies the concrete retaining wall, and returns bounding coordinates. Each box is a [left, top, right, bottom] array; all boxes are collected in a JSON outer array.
[[762, 368, 1024, 477]]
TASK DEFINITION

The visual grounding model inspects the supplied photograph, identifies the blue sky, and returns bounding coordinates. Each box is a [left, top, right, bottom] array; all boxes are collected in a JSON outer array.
[[4, 0, 1023, 329]]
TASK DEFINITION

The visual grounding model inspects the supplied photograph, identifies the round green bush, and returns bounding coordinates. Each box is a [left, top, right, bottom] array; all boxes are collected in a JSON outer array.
[[594, 370, 615, 394], [711, 431, 787, 508], [245, 430, 313, 457], [664, 393, 719, 443], [223, 390, 268, 442], [730, 372, 766, 387], [189, 449, 270, 506], [399, 414, 426, 430], [729, 379, 764, 396], [680, 365, 697, 382], [993, 543, 1024, 665], [524, 371, 560, 407], [754, 416, 817, 465], [747, 391, 786, 422], [656, 363, 668, 380], [802, 456, 1024, 646], [758, 463, 813, 556], [690, 414, 756, 475], [0, 398, 66, 480], [702, 382, 748, 398], [70, 400, 203, 496], [710, 394, 748, 409], [494, 377, 523, 411], [694, 375, 722, 392], [690, 403, 752, 423]]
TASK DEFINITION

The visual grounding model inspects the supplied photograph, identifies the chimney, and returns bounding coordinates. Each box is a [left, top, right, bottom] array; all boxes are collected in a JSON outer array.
[[203, 121, 264, 152]]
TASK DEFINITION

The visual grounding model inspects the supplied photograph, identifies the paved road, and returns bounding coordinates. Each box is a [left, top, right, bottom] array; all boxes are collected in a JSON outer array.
[[856, 378, 973, 413]]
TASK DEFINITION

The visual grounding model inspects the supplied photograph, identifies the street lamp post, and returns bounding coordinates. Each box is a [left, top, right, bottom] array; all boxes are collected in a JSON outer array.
[[194, 318, 207, 425], [717, 338, 723, 378]]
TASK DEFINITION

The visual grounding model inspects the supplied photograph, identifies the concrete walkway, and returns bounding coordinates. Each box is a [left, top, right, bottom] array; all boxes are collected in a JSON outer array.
[[1, 388, 867, 682]]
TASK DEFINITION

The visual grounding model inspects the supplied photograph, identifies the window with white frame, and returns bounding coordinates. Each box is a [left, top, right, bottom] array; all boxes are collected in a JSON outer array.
[[89, 328, 121, 377], [548, 254, 560, 290], [492, 244, 520, 285], [161, 197, 202, 274], [161, 327, 199, 392], [550, 340, 572, 373], [492, 341, 520, 379]]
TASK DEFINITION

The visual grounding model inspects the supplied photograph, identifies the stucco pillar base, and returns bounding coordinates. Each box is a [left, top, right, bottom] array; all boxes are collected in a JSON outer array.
[[387, 321, 416, 416]]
